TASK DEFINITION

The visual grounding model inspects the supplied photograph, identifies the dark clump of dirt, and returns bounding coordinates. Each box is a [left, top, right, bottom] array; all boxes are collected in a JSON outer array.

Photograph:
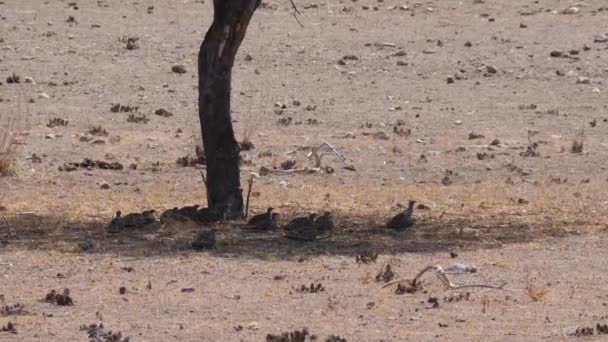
[[176, 154, 205, 167], [126, 113, 149, 124], [119, 35, 139, 50], [88, 126, 109, 136], [355, 250, 378, 263], [47, 117, 69, 128], [44, 289, 74, 306], [59, 158, 124, 172], [375, 264, 395, 283], [266, 328, 311, 342], [6, 73, 20, 84], [171, 65, 187, 74], [110, 103, 139, 113], [0, 303, 25, 316], [80, 322, 130, 342], [1, 322, 16, 334], [295, 283, 325, 293], [325, 336, 347, 342], [239, 140, 255, 151], [154, 108, 173, 117], [395, 279, 423, 295]]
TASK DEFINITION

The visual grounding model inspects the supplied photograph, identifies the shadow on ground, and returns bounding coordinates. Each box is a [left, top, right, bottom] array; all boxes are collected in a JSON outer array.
[[0, 210, 594, 259]]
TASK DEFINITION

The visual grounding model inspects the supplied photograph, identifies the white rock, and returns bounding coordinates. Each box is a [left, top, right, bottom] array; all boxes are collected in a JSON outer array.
[[576, 77, 591, 84], [562, 6, 579, 14]]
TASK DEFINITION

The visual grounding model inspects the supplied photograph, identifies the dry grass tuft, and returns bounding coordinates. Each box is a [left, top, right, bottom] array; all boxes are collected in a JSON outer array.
[[570, 130, 584, 154], [525, 280, 548, 302]]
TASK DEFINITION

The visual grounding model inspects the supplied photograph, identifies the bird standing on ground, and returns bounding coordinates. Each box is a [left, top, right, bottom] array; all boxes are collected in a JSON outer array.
[[386, 200, 416, 230], [245, 207, 278, 231], [107, 211, 125, 233], [314, 211, 334, 236]]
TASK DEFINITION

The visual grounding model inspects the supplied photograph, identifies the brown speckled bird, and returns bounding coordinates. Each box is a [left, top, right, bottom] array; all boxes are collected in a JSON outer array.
[[386, 200, 416, 230], [314, 211, 334, 235], [246, 207, 278, 231], [285, 213, 318, 241]]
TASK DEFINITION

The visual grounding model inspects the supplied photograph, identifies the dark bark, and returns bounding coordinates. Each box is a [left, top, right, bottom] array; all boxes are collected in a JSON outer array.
[[198, 0, 260, 218]]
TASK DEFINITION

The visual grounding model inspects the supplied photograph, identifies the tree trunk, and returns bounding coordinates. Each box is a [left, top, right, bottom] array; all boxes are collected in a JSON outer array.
[[198, 0, 260, 218]]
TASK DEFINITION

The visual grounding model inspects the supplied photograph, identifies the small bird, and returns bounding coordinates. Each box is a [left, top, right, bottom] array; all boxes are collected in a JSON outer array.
[[160, 205, 200, 224], [123, 209, 157, 228], [314, 211, 334, 235], [245, 207, 278, 231], [191, 229, 216, 250], [386, 200, 416, 230], [285, 213, 318, 241], [107, 211, 125, 233]]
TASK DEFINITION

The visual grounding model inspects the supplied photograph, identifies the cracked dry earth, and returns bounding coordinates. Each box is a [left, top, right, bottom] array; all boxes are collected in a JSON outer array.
[[1, 0, 608, 341]]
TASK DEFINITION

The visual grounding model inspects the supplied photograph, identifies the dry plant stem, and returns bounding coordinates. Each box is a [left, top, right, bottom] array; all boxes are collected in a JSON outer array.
[[244, 175, 254, 219], [382, 264, 506, 291], [289, 0, 304, 28]]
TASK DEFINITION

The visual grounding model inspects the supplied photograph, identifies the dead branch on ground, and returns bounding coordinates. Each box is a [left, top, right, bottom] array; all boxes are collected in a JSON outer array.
[[382, 264, 506, 291]]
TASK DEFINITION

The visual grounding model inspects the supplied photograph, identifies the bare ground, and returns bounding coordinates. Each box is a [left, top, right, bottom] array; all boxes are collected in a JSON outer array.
[[1, 0, 608, 340]]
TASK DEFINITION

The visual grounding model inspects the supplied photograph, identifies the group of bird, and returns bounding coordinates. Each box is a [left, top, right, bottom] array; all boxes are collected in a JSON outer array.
[[244, 199, 417, 241], [107, 200, 417, 245]]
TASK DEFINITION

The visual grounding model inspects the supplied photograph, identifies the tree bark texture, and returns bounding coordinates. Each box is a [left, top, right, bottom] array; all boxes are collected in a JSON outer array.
[[198, 0, 260, 218]]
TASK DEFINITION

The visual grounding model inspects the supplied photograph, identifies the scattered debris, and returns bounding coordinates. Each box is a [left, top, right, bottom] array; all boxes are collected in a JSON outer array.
[[154, 108, 173, 117], [59, 158, 123, 171], [44, 289, 74, 306], [47, 117, 68, 128], [110, 104, 139, 113], [295, 283, 325, 293], [0, 303, 25, 316], [356, 250, 379, 264], [119, 35, 139, 50], [88, 126, 109, 136], [6, 73, 20, 84], [80, 322, 130, 342], [0, 322, 16, 334], [375, 264, 396, 283], [266, 328, 310, 342], [571, 130, 584, 154], [126, 113, 149, 124]]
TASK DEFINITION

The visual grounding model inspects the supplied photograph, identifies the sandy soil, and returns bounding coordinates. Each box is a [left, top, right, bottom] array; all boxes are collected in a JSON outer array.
[[1, 0, 608, 340]]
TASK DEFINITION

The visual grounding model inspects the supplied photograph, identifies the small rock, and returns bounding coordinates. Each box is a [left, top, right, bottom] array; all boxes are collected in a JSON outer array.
[[486, 65, 497, 74], [549, 50, 564, 57], [562, 6, 579, 15], [576, 77, 591, 84], [171, 65, 186, 74], [594, 34, 607, 43]]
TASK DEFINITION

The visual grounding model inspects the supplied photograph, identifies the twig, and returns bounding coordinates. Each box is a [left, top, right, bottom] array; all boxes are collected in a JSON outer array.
[[382, 264, 505, 291], [289, 0, 304, 28], [244, 173, 256, 219]]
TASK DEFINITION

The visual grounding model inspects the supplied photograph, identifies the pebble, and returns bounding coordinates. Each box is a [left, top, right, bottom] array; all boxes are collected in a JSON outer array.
[[576, 77, 591, 84], [594, 33, 608, 43], [562, 6, 579, 15]]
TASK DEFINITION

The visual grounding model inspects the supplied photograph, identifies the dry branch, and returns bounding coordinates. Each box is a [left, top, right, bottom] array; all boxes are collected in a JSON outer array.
[[382, 264, 506, 291]]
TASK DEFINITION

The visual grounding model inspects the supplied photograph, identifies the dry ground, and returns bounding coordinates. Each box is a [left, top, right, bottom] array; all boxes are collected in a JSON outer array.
[[1, 0, 608, 340]]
